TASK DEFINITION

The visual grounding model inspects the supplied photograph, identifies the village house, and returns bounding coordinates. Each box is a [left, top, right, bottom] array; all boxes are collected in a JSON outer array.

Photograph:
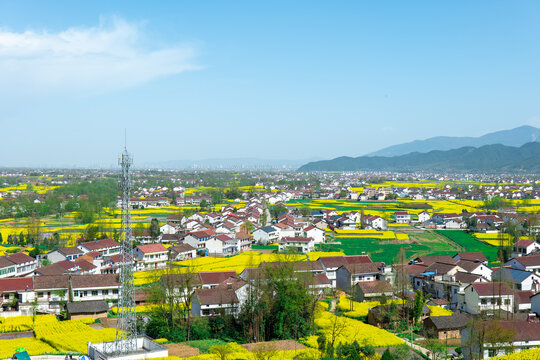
[[462, 320, 540, 359], [168, 243, 197, 261], [0, 258, 17, 278], [506, 255, 540, 274], [0, 277, 33, 315], [459, 282, 514, 315], [198, 271, 238, 289], [133, 244, 168, 270], [252, 226, 279, 244], [512, 239, 540, 257], [363, 215, 388, 230], [183, 230, 216, 254], [418, 211, 431, 223], [303, 225, 325, 244], [66, 300, 109, 320], [394, 211, 411, 224], [0, 253, 37, 277], [278, 237, 315, 253], [46, 247, 84, 263], [423, 312, 470, 341], [160, 223, 178, 235], [335, 262, 389, 292], [25, 274, 119, 315], [191, 277, 248, 317], [78, 239, 120, 256], [353, 279, 393, 302], [318, 255, 373, 287], [492, 267, 540, 292]]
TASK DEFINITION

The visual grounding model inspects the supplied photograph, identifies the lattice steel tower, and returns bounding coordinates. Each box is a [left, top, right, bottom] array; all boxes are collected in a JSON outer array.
[[114, 146, 137, 353]]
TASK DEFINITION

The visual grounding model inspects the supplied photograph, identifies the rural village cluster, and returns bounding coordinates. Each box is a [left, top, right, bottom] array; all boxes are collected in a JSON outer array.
[[2, 169, 540, 360]]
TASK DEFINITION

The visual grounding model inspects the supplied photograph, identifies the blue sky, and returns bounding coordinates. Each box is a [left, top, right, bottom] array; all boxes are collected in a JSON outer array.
[[0, 1, 539, 167]]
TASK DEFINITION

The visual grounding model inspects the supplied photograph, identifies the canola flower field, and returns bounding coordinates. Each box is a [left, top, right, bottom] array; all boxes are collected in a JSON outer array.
[[303, 302, 404, 349], [337, 296, 406, 318], [146, 344, 322, 360], [0, 316, 110, 358], [487, 347, 540, 359], [134, 250, 345, 285]]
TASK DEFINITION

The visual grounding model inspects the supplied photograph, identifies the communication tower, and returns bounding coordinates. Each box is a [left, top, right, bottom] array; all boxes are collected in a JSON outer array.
[[112, 147, 137, 353]]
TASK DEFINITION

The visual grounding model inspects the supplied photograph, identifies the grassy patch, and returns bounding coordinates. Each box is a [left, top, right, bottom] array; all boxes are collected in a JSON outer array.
[[435, 230, 498, 261], [182, 339, 227, 353]]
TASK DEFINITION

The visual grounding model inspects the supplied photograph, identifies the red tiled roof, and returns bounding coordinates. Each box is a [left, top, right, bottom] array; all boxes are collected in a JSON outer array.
[[0, 277, 33, 292], [318, 256, 347, 268], [56, 260, 78, 270], [0, 257, 15, 269], [515, 290, 533, 305], [355, 280, 393, 294], [6, 253, 35, 264], [235, 232, 250, 239], [198, 271, 237, 285], [74, 259, 97, 271], [315, 273, 331, 285], [344, 255, 373, 264], [189, 230, 215, 239], [80, 239, 120, 251], [515, 239, 535, 248], [454, 252, 488, 263], [472, 282, 512, 296], [415, 256, 456, 266], [498, 320, 540, 342], [195, 288, 238, 305], [136, 244, 167, 254], [85, 251, 103, 258], [513, 255, 540, 267], [216, 234, 233, 242], [57, 247, 84, 256]]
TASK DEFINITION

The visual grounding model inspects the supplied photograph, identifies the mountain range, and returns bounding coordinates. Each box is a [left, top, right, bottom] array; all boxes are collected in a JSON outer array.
[[367, 125, 540, 157], [298, 142, 540, 173]]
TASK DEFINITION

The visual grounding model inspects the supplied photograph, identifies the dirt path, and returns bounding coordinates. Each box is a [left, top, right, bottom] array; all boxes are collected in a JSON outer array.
[[330, 298, 337, 313], [402, 338, 432, 358], [166, 343, 200, 358]]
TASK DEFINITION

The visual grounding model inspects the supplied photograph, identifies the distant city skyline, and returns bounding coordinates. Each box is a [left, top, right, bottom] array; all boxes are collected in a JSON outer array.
[[1, 1, 539, 167]]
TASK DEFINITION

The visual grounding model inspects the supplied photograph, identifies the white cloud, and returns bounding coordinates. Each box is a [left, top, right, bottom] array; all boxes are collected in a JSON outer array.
[[0, 17, 200, 95]]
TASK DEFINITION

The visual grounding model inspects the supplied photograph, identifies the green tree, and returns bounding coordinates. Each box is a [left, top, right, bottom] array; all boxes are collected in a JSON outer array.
[[149, 218, 160, 241], [84, 224, 100, 241], [381, 348, 394, 360], [413, 289, 429, 324], [199, 199, 208, 209]]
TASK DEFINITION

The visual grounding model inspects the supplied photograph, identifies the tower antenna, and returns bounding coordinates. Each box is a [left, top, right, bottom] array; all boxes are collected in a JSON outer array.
[[107, 143, 137, 354]]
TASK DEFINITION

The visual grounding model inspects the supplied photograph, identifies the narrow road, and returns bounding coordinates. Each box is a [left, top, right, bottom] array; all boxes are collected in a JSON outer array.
[[330, 299, 337, 313], [402, 338, 432, 359], [265, 206, 272, 226]]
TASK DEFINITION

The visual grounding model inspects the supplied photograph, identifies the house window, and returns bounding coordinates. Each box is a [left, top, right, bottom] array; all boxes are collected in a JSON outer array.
[[92, 290, 98, 296], [113, 289, 119, 295], [103, 290, 109, 295], [481, 299, 487, 304], [504, 299, 510, 305], [74, 291, 79, 297]]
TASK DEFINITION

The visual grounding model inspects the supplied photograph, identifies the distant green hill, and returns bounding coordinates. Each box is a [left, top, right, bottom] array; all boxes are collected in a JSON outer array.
[[298, 142, 540, 172], [367, 125, 540, 157]]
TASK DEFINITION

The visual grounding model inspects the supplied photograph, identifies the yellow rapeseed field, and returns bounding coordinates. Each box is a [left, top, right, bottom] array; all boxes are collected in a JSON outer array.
[[427, 305, 452, 317], [488, 347, 540, 359], [337, 296, 405, 318], [303, 302, 403, 348], [134, 251, 345, 285]]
